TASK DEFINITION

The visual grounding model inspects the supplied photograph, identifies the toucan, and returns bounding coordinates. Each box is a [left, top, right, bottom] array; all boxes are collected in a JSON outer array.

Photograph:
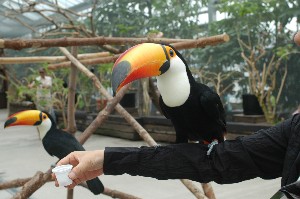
[[4, 110, 104, 195], [112, 43, 226, 151]]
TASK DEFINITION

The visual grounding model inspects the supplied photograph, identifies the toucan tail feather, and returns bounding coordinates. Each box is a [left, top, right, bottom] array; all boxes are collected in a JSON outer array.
[[86, 178, 104, 195]]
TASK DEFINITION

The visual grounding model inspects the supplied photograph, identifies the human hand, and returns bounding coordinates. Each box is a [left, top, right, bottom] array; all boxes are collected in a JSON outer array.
[[52, 150, 104, 189]]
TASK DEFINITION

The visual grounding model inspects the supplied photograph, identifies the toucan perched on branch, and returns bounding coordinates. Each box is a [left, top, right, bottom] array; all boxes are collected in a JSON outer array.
[[112, 43, 226, 153], [4, 110, 104, 195]]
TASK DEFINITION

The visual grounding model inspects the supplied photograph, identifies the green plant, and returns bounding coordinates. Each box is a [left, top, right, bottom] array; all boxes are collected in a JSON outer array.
[[74, 64, 113, 113], [238, 35, 298, 123], [4, 68, 36, 103]]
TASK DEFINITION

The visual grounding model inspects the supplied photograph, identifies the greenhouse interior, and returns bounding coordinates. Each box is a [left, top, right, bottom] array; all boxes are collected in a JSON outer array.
[[0, 0, 300, 199]]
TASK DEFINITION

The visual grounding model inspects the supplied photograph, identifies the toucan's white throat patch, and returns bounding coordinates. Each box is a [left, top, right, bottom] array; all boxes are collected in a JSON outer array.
[[156, 56, 190, 107], [37, 118, 52, 140]]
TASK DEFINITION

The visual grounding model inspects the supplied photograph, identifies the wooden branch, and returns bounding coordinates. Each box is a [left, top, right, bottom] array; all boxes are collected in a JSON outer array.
[[8, 16, 37, 33], [101, 44, 122, 54], [237, 38, 251, 52], [77, 52, 110, 60], [48, 34, 230, 70], [276, 63, 288, 104], [59, 47, 206, 198], [254, 47, 266, 62], [0, 36, 195, 50], [181, 179, 207, 199], [172, 34, 229, 50], [0, 52, 110, 64], [11, 171, 52, 199], [0, 176, 49, 190], [103, 187, 142, 199], [78, 84, 130, 144], [37, 10, 59, 28], [41, 32, 75, 37], [220, 79, 240, 97], [201, 183, 216, 199], [48, 54, 121, 70]]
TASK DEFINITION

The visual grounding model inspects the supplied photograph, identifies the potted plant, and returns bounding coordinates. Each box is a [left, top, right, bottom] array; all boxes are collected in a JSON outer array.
[[238, 34, 297, 123]]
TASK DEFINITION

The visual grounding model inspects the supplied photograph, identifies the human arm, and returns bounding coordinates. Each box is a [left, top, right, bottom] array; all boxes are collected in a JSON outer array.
[[54, 114, 300, 188], [104, 114, 298, 185]]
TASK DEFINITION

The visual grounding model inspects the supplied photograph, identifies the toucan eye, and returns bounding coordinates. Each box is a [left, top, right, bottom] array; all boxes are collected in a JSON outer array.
[[43, 115, 47, 119], [169, 49, 174, 57]]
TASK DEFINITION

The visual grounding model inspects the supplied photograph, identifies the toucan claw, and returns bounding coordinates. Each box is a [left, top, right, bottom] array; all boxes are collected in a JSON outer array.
[[207, 140, 218, 156]]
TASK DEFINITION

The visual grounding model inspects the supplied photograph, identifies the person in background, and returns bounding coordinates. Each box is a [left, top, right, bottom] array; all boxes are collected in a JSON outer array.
[[29, 68, 55, 120]]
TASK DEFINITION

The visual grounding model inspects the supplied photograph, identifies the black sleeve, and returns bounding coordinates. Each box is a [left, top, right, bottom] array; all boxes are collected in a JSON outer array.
[[103, 114, 299, 184]]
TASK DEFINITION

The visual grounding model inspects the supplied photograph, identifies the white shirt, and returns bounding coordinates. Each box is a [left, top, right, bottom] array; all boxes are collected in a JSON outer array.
[[36, 76, 52, 88]]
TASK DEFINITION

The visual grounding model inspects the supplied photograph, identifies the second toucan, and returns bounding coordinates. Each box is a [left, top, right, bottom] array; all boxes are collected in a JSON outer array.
[[4, 110, 104, 195]]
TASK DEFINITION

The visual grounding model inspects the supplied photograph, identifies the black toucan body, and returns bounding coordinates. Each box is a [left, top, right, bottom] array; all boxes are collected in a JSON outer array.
[[112, 43, 226, 144], [4, 110, 104, 195]]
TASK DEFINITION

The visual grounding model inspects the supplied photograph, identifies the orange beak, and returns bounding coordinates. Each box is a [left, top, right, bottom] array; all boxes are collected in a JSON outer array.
[[112, 43, 172, 93], [4, 110, 43, 128]]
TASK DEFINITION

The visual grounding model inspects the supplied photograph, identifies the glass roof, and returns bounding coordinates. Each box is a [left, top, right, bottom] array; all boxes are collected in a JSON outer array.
[[56, 0, 85, 9], [0, 0, 92, 38]]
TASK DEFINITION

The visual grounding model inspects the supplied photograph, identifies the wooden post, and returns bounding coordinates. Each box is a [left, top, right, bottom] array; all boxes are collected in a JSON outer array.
[[66, 33, 79, 199], [66, 45, 78, 134]]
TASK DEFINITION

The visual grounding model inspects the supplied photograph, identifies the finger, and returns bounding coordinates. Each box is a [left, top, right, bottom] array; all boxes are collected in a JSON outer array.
[[68, 167, 88, 183], [57, 152, 79, 166], [51, 173, 59, 187], [68, 170, 78, 181], [72, 178, 81, 185], [55, 180, 59, 187], [56, 156, 70, 166], [69, 160, 87, 178]]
